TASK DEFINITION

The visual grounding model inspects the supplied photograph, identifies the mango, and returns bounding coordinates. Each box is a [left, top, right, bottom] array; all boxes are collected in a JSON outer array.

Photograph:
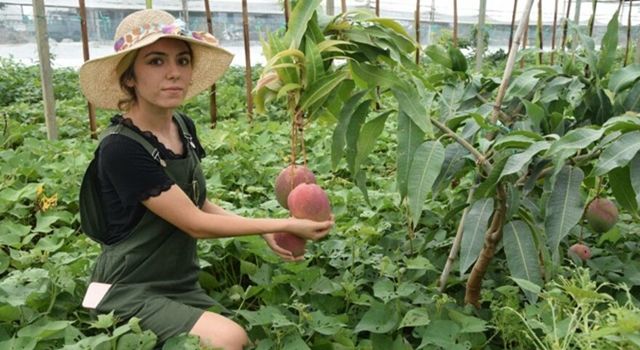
[[274, 232, 306, 257], [585, 198, 618, 233], [568, 243, 591, 261], [274, 165, 316, 209], [287, 183, 332, 222]]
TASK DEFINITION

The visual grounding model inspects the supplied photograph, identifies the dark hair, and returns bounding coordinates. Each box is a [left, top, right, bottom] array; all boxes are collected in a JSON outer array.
[[116, 40, 194, 112]]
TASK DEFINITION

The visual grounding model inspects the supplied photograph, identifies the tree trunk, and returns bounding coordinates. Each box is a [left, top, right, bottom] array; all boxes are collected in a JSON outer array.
[[475, 0, 487, 72], [32, 0, 58, 140]]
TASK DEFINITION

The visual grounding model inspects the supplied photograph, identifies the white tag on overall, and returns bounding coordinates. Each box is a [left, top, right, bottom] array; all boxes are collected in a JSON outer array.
[[81, 282, 112, 309]]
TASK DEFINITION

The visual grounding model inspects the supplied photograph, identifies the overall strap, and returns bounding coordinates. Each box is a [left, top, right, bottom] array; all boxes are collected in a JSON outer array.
[[99, 124, 166, 167], [173, 112, 197, 152]]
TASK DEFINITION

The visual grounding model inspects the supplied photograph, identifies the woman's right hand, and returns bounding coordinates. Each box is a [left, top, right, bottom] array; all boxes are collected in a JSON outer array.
[[285, 217, 334, 241]]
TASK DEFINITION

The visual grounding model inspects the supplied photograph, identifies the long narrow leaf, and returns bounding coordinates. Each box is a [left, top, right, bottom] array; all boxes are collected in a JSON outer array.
[[299, 71, 348, 111], [392, 82, 432, 135], [284, 0, 323, 49], [503, 220, 543, 303], [331, 91, 370, 169], [408, 141, 445, 227], [304, 37, 324, 86], [546, 127, 604, 157], [608, 64, 640, 93], [597, 10, 619, 78], [397, 111, 425, 200], [355, 111, 392, 170], [632, 154, 640, 208], [349, 61, 398, 89], [500, 141, 551, 180], [593, 131, 640, 176], [609, 166, 638, 214], [346, 103, 370, 174], [460, 198, 495, 276], [545, 166, 585, 260]]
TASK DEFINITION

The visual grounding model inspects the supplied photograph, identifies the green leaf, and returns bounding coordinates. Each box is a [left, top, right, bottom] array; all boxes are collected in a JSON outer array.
[[546, 127, 605, 157], [354, 302, 399, 334], [355, 111, 391, 171], [17, 319, 73, 339], [473, 156, 509, 200], [608, 64, 640, 93], [399, 308, 430, 328], [349, 61, 398, 89], [631, 154, 640, 208], [396, 111, 425, 200], [448, 45, 468, 72], [391, 82, 431, 135], [331, 91, 369, 169], [345, 102, 371, 174], [447, 309, 487, 333], [522, 100, 545, 131], [304, 37, 324, 85], [238, 306, 295, 328], [545, 166, 585, 260], [373, 278, 396, 303], [603, 114, 640, 133], [460, 198, 494, 276], [593, 131, 640, 176], [283, 0, 323, 49], [505, 69, 545, 100], [609, 166, 638, 214], [308, 310, 346, 335], [623, 82, 640, 112], [596, 10, 619, 78], [500, 141, 550, 180], [424, 44, 452, 68], [503, 220, 543, 303], [433, 143, 469, 193], [407, 141, 445, 227], [299, 71, 348, 111], [494, 131, 543, 150]]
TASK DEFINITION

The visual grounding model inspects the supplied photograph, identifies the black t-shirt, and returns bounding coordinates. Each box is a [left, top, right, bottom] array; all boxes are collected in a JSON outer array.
[[97, 115, 206, 245]]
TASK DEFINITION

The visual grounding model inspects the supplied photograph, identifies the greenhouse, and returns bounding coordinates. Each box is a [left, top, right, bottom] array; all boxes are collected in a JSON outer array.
[[1, 0, 640, 349]]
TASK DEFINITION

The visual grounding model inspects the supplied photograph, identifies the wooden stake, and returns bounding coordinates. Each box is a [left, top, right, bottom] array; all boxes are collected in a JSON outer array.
[[453, 0, 458, 47], [624, 0, 632, 66], [588, 0, 598, 37], [375, 0, 380, 16], [508, 0, 518, 57], [537, 0, 543, 65], [551, 0, 559, 64], [203, 0, 218, 128], [561, 0, 572, 51], [32, 0, 58, 140], [78, 0, 97, 138], [341, 0, 347, 14], [327, 0, 335, 16], [241, 0, 253, 122], [475, 0, 487, 72], [181, 0, 189, 25], [415, 0, 421, 65], [284, 0, 290, 28]]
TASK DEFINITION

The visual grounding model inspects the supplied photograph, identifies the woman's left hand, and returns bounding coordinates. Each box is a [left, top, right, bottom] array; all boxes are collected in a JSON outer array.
[[262, 233, 304, 262]]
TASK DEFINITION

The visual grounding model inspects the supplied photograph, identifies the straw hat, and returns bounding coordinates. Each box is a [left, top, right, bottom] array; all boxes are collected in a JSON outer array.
[[79, 9, 233, 110]]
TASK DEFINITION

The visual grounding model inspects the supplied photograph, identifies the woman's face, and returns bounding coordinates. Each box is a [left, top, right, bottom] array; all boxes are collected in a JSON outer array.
[[127, 38, 193, 111]]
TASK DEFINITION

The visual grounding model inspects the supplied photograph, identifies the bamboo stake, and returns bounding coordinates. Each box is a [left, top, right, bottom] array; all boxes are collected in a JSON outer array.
[[508, 0, 518, 57], [32, 0, 58, 140], [375, 0, 380, 16], [520, 11, 529, 68], [415, 0, 421, 65], [284, 0, 290, 28], [636, 31, 640, 64], [490, 0, 536, 126], [146, 0, 152, 9], [623, 0, 633, 67], [561, 0, 572, 51], [588, 0, 597, 37], [438, 187, 476, 293], [241, 0, 253, 122], [475, 0, 487, 72], [181, 0, 189, 25], [453, 0, 458, 47], [327, 0, 335, 16], [78, 0, 97, 138], [203, 0, 218, 128], [537, 0, 543, 65], [341, 0, 347, 14], [551, 0, 559, 64]]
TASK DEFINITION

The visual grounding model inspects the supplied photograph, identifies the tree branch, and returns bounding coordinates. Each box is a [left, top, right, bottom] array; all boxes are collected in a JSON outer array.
[[431, 118, 492, 174]]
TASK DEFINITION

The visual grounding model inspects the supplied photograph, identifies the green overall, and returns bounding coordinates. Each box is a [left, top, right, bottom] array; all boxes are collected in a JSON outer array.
[[80, 114, 214, 342]]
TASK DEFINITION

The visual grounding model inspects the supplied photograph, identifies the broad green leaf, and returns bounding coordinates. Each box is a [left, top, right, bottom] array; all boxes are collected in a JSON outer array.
[[596, 10, 619, 78], [505, 69, 545, 100], [603, 114, 640, 133], [354, 302, 399, 334], [545, 166, 585, 260], [623, 82, 640, 112], [399, 308, 430, 328], [367, 18, 412, 38], [282, 333, 310, 350], [373, 278, 396, 303], [448, 45, 468, 72], [433, 143, 470, 193], [304, 37, 324, 85], [308, 310, 346, 336], [522, 100, 545, 131], [0, 250, 9, 274], [299, 71, 348, 111], [494, 131, 543, 150], [500, 141, 551, 179], [473, 156, 509, 200], [510, 277, 542, 295], [392, 82, 432, 135], [283, 0, 322, 49], [332, 91, 369, 169], [0, 221, 30, 247], [407, 141, 445, 227], [592, 131, 640, 176], [345, 102, 371, 174], [447, 309, 487, 333], [419, 320, 463, 349], [438, 83, 465, 123], [355, 111, 392, 170], [460, 198, 495, 275], [17, 319, 73, 339], [0, 268, 49, 307], [632, 154, 640, 208], [397, 112, 426, 200], [503, 220, 543, 303], [424, 44, 451, 68], [238, 306, 294, 328], [349, 61, 397, 89], [608, 64, 640, 93], [276, 83, 302, 99], [609, 166, 638, 214], [546, 127, 604, 157]]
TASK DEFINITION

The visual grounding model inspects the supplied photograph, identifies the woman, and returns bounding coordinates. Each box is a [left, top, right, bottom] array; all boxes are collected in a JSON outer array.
[[78, 9, 333, 350]]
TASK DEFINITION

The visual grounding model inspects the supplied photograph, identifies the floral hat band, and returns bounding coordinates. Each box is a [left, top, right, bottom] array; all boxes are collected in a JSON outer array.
[[113, 19, 219, 52]]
